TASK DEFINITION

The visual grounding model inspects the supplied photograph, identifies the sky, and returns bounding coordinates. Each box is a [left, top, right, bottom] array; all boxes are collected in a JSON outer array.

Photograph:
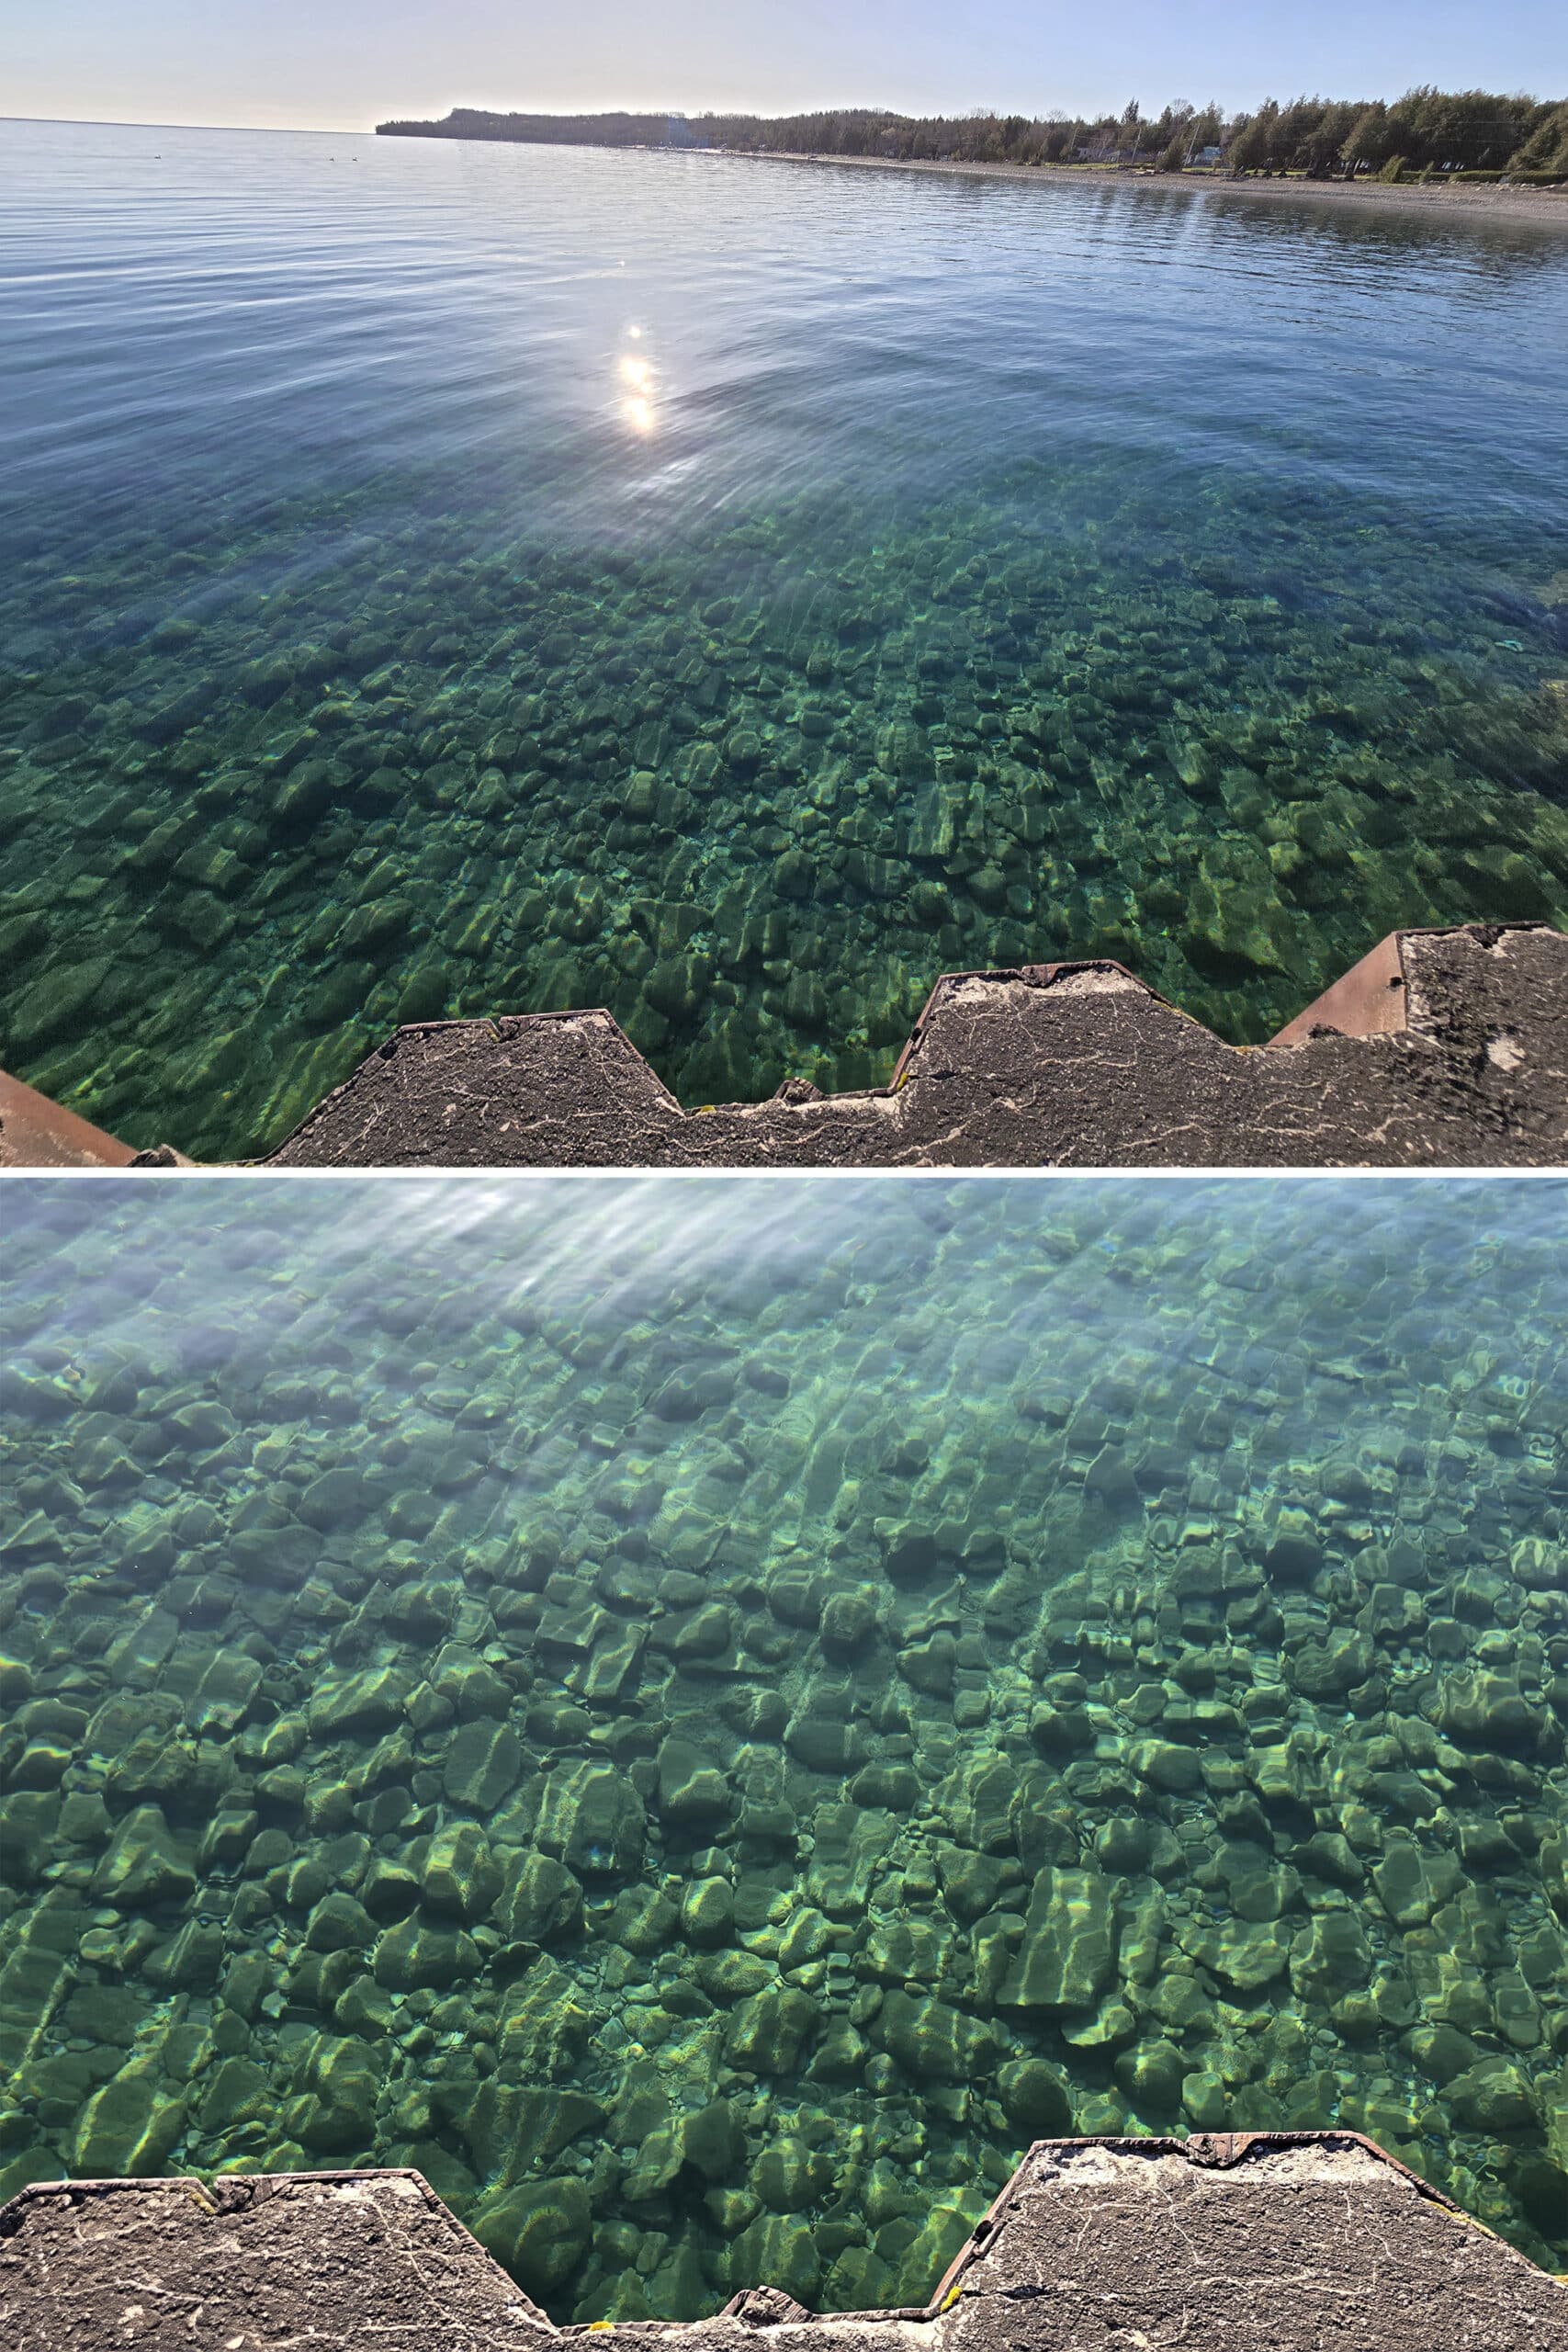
[[7, 0, 1566, 134]]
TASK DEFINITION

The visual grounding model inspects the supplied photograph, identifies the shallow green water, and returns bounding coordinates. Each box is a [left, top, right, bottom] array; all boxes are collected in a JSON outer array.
[[1, 1176, 1563, 2307], [3, 123, 1568, 1155]]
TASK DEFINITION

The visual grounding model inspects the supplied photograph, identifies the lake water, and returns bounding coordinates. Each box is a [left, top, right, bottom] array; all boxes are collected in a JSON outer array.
[[2, 121, 1567, 1157], [2, 1174, 1564, 2302]]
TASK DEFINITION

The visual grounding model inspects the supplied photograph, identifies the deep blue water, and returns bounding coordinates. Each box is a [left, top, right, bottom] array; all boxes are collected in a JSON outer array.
[[2, 121, 1567, 1153]]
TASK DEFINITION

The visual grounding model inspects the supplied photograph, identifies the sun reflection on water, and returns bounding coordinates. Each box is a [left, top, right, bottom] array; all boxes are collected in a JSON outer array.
[[616, 326, 657, 434]]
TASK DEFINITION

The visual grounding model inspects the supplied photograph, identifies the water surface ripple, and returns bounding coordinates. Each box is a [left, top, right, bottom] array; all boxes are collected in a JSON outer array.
[[2, 124, 1567, 1151]]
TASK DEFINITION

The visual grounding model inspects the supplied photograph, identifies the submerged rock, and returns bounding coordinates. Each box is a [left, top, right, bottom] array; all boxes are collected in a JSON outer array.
[[70, 2055, 185, 2176], [5, 1177, 1567, 2312], [536, 1761, 647, 1875], [999, 1871, 1117, 2012], [475, 2177, 592, 2296], [726, 1986, 822, 2075], [90, 1807, 195, 1909], [997, 2057, 1074, 2135]]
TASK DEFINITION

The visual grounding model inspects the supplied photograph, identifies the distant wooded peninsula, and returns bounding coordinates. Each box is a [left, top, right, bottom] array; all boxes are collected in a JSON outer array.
[[376, 92, 1568, 181]]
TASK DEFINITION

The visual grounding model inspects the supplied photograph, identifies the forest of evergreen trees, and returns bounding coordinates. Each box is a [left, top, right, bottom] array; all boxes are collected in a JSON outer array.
[[378, 90, 1568, 179]]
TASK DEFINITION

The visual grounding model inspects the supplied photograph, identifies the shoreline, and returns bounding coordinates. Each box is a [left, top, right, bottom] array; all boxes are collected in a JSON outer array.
[[717, 145, 1568, 228]]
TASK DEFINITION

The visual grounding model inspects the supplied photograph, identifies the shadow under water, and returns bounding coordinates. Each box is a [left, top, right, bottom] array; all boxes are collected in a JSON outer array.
[[1, 1176, 1564, 2312]]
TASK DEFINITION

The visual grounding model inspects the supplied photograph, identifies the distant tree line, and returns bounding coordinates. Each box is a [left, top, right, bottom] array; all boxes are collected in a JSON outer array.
[[378, 90, 1568, 178], [378, 107, 694, 147]]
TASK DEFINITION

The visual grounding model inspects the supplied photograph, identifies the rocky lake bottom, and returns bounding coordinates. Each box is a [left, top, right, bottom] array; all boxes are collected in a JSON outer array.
[[3, 122, 1566, 1156], [1, 1175, 1564, 2312]]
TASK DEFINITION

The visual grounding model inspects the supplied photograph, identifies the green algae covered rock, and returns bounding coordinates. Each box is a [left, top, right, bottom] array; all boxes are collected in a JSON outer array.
[[1433, 1671, 1551, 1752], [679, 2098, 747, 2180], [1179, 1918, 1292, 1992], [936, 1845, 1009, 1924], [537, 1760, 647, 1875], [71, 2054, 185, 2175], [303, 1893, 376, 1953], [1182, 2070, 1231, 2129], [682, 1876, 735, 1946], [859, 1917, 946, 1984], [996, 2057, 1073, 2134], [475, 2177, 592, 2297], [1113, 2039, 1185, 2118], [1447, 2059, 1540, 2134], [808, 2020, 870, 2084], [498, 1961, 594, 2079], [1509, 1539, 1566, 1592], [197, 2057, 272, 2137], [897, 2199, 979, 2303], [0, 1792, 61, 1888], [419, 1823, 502, 1921], [307, 1665, 413, 1739], [1290, 1911, 1371, 2001], [604, 1885, 681, 1954], [142, 1917, 223, 1992], [443, 1716, 522, 1812], [1131, 1738, 1202, 1793], [820, 1588, 880, 1658], [999, 1870, 1116, 2011], [730, 2211, 821, 2305], [502, 1852, 584, 1943], [372, 1916, 480, 1992], [1262, 1508, 1322, 1584], [89, 1806, 196, 1909], [1373, 1840, 1464, 1930], [873, 1989, 1008, 2083], [752, 2134, 834, 2212], [286, 2035, 384, 2154], [431, 1645, 513, 1723], [726, 1986, 822, 2075]]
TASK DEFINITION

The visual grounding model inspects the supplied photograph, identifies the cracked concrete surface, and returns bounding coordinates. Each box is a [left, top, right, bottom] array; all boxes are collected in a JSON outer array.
[[3, 922, 1564, 1170], [263, 923, 1568, 1168], [4, 2137, 1565, 2352], [0, 2169, 543, 2350]]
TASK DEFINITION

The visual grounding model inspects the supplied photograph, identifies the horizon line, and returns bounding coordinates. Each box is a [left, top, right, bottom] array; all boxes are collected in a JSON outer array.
[[0, 113, 365, 135], [6, 81, 1560, 144]]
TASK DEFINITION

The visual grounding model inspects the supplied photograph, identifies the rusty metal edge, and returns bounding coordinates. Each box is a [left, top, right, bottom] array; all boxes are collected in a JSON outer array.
[[0, 1069, 141, 1169], [1267, 921, 1543, 1049], [1269, 933, 1409, 1047]]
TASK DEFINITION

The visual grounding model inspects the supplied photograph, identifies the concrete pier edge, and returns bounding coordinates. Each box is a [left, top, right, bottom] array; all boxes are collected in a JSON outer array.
[[2, 922, 1565, 1168], [3, 2133, 1565, 2350]]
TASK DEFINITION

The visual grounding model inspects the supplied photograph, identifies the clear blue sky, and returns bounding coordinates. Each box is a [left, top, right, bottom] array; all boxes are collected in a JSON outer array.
[[9, 0, 1565, 133]]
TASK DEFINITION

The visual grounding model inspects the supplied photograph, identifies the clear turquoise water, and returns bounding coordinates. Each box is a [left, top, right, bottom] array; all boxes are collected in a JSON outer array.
[[2, 1175, 1564, 2307], [2, 121, 1567, 1158]]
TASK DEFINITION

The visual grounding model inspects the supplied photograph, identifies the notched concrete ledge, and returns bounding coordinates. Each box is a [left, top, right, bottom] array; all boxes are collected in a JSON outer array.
[[3, 923, 1565, 1168], [264, 921, 1568, 1166], [2, 2134, 1565, 2352]]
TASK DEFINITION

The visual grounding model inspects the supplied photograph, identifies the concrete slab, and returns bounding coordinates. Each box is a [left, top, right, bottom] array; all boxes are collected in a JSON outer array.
[[3, 2136, 1565, 2352], [265, 923, 1568, 1167], [4, 924, 1565, 1169]]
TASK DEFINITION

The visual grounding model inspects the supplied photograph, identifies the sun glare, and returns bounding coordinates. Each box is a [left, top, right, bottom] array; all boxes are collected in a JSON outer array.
[[616, 335, 657, 435]]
